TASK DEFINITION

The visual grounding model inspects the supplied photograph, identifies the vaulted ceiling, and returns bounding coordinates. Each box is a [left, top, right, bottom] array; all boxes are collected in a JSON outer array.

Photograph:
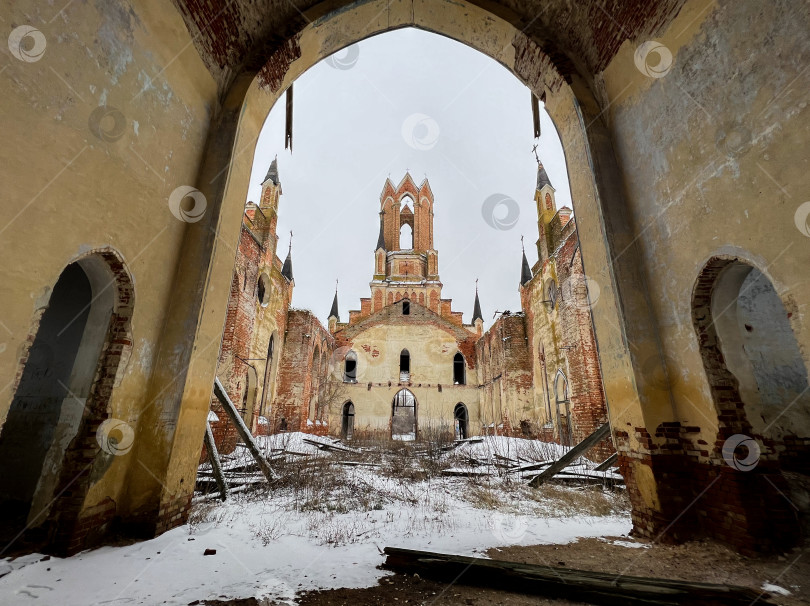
[[171, 0, 686, 94]]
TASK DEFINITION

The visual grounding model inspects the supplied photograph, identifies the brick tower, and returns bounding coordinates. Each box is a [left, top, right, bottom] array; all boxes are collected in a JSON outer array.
[[370, 173, 443, 314]]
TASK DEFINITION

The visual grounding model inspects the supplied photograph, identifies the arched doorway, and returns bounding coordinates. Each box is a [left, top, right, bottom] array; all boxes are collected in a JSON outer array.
[[692, 257, 808, 551], [391, 388, 417, 441], [454, 403, 468, 440], [341, 401, 355, 440], [0, 251, 134, 551], [554, 370, 571, 446]]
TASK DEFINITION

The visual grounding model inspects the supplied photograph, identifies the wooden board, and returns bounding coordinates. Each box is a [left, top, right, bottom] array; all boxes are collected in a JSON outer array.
[[382, 547, 773, 606]]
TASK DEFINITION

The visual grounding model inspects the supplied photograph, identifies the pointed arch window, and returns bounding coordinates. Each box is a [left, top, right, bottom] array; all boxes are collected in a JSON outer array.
[[399, 349, 410, 382], [344, 350, 357, 383], [453, 352, 466, 385]]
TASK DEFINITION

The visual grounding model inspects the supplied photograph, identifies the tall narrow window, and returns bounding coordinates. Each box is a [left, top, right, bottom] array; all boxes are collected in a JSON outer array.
[[399, 349, 410, 382], [402, 300, 410, 315], [453, 352, 466, 385], [344, 350, 357, 382], [399, 223, 413, 249], [342, 402, 355, 440]]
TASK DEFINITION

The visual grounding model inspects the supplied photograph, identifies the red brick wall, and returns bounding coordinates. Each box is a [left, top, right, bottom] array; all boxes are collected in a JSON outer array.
[[271, 310, 334, 433]]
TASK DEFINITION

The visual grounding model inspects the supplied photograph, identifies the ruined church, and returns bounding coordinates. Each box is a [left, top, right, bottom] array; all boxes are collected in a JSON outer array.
[[207, 161, 611, 461], [2, 0, 807, 563]]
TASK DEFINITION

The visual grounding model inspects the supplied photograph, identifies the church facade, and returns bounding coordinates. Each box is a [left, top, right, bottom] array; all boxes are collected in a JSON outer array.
[[211, 162, 611, 457]]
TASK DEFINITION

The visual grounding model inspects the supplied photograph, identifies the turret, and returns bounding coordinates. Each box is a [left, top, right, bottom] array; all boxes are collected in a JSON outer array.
[[472, 282, 483, 336], [328, 285, 339, 333], [281, 237, 294, 283]]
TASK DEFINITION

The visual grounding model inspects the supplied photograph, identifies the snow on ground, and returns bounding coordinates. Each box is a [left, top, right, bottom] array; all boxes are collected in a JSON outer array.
[[1, 435, 631, 605]]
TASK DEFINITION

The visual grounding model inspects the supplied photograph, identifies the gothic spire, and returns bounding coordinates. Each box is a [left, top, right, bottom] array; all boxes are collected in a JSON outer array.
[[262, 155, 280, 186], [520, 237, 532, 286], [536, 161, 553, 191], [329, 281, 339, 321], [376, 213, 386, 251], [281, 232, 294, 281], [472, 280, 483, 323]]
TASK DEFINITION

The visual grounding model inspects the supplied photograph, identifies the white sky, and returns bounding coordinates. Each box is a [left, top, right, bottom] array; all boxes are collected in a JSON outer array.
[[246, 28, 572, 329]]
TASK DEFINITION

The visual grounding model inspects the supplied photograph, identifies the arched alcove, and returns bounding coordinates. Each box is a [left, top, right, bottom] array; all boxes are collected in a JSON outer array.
[[691, 256, 807, 551], [0, 250, 134, 552]]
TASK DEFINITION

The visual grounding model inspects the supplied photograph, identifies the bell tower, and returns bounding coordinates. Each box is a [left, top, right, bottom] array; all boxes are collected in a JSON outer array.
[[370, 173, 442, 313]]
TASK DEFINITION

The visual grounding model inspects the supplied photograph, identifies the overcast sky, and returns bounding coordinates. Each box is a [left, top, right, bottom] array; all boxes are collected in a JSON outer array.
[[246, 29, 572, 329]]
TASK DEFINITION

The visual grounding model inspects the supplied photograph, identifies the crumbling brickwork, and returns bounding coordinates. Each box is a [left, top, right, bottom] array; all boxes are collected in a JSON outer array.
[[271, 309, 334, 434], [519, 166, 613, 462], [203, 162, 293, 460]]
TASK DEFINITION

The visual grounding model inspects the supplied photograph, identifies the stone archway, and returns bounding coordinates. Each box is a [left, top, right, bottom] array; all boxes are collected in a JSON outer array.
[[688, 256, 807, 551], [139, 0, 678, 544], [0, 249, 134, 555]]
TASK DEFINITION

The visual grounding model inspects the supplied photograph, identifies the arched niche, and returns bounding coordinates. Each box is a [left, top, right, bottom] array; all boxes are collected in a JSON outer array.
[[0, 249, 134, 552]]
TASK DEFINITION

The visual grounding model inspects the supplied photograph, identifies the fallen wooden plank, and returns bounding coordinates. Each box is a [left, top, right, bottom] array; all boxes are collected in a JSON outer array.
[[381, 547, 773, 606], [301, 437, 361, 454], [529, 423, 611, 487], [509, 460, 553, 474], [204, 419, 228, 501], [594, 452, 619, 471], [213, 377, 278, 483], [441, 468, 492, 477]]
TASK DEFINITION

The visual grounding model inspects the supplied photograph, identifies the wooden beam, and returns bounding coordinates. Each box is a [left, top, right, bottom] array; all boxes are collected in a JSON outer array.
[[213, 376, 278, 482], [204, 419, 229, 501], [382, 547, 772, 606], [529, 423, 611, 487], [594, 452, 619, 471]]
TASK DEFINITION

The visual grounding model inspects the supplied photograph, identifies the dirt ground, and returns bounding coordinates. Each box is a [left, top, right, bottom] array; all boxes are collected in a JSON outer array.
[[199, 537, 809, 606]]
